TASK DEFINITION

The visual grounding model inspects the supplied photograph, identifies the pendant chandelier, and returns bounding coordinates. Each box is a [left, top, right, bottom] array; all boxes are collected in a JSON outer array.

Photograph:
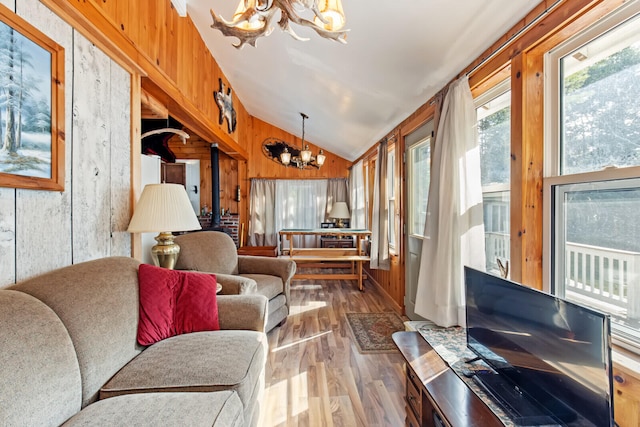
[[280, 113, 325, 169], [211, 0, 348, 49]]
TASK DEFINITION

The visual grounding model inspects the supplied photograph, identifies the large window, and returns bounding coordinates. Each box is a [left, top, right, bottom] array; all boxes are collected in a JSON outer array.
[[387, 147, 397, 253], [546, 2, 640, 351], [476, 81, 511, 276]]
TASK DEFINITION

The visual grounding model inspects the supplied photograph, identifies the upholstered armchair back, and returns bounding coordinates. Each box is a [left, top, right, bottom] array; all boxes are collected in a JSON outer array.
[[175, 231, 239, 274]]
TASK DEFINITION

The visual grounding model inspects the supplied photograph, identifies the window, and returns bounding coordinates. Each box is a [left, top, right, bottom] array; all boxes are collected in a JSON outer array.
[[408, 137, 431, 237], [387, 146, 397, 253], [476, 81, 511, 276], [546, 1, 640, 351]]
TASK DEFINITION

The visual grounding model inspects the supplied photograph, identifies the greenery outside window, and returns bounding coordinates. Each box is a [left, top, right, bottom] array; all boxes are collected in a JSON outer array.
[[476, 80, 511, 276], [545, 1, 640, 352]]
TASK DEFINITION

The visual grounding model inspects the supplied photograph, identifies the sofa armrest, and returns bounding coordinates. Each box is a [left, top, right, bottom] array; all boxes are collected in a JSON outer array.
[[237, 256, 296, 285], [217, 294, 268, 332], [215, 273, 258, 295]]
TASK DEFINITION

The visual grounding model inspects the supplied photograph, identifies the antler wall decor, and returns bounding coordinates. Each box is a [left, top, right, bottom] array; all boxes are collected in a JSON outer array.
[[210, 0, 348, 49]]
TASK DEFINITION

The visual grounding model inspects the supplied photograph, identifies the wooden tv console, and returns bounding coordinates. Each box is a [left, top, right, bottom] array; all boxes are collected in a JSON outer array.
[[393, 331, 503, 427]]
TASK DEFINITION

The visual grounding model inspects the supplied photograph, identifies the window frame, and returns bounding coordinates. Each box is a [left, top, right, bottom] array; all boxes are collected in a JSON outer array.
[[475, 79, 512, 275], [543, 0, 640, 353]]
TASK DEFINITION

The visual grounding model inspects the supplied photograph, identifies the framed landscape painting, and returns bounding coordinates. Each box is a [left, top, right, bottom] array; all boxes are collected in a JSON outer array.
[[0, 4, 64, 191]]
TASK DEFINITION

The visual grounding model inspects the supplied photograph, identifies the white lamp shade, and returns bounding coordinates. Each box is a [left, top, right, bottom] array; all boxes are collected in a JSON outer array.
[[314, 0, 346, 31], [280, 149, 291, 165], [316, 150, 326, 166], [128, 183, 202, 233], [330, 201, 350, 219], [300, 146, 312, 163]]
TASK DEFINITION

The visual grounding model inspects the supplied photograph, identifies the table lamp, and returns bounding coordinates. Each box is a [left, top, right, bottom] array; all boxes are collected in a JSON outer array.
[[128, 183, 202, 269], [330, 202, 350, 228]]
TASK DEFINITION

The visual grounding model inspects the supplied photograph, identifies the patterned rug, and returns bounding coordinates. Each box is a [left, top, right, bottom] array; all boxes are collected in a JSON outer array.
[[345, 312, 405, 353]]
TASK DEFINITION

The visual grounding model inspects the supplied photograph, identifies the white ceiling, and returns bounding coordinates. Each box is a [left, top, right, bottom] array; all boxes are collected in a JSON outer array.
[[187, 0, 539, 161]]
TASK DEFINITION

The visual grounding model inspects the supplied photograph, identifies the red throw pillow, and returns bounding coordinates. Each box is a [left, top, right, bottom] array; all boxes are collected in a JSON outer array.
[[137, 264, 220, 346]]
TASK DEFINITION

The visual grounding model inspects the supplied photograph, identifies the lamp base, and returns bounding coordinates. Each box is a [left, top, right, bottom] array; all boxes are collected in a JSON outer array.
[[151, 232, 180, 269], [336, 219, 346, 228]]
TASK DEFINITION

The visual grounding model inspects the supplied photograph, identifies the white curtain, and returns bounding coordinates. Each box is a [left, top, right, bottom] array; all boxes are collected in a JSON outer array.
[[275, 179, 328, 248], [349, 160, 367, 229], [415, 76, 486, 327], [325, 178, 349, 221], [248, 179, 277, 246], [370, 140, 390, 270]]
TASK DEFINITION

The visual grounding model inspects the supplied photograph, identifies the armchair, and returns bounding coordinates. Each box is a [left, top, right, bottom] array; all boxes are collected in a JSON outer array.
[[175, 231, 296, 331]]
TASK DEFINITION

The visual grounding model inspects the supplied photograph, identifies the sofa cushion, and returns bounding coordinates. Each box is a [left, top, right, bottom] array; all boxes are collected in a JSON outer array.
[[10, 257, 143, 407], [62, 391, 243, 427], [0, 290, 82, 427], [100, 330, 267, 414], [240, 273, 284, 300], [137, 264, 220, 346]]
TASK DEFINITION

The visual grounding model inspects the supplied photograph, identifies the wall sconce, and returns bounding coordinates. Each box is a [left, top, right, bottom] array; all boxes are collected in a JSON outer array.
[[261, 113, 326, 169]]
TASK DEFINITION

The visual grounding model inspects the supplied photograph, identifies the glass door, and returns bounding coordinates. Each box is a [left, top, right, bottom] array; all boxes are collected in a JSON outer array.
[[405, 120, 433, 320]]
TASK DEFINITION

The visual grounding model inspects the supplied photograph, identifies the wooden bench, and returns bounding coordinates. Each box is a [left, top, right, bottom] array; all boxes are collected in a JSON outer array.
[[279, 249, 370, 291]]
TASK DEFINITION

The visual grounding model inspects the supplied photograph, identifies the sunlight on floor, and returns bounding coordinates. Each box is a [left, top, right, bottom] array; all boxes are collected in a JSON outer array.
[[289, 300, 327, 316], [271, 330, 332, 353], [262, 372, 310, 424]]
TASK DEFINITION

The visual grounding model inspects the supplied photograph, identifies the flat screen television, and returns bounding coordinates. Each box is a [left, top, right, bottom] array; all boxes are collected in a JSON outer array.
[[464, 266, 614, 426]]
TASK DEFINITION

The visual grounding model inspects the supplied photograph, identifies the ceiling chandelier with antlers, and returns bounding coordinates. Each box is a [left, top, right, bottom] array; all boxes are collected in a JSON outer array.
[[210, 0, 348, 49]]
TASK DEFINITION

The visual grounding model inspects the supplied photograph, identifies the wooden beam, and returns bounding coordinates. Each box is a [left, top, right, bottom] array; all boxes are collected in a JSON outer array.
[[141, 88, 168, 119], [510, 52, 544, 289]]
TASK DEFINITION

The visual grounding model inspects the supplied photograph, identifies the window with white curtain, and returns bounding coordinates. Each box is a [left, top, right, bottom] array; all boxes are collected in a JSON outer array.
[[475, 80, 511, 276], [275, 179, 328, 248], [545, 1, 640, 352]]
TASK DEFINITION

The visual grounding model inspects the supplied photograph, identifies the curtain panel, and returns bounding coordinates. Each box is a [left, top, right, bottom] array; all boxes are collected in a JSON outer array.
[[414, 76, 486, 327], [325, 178, 349, 221], [349, 160, 367, 229], [370, 140, 390, 270], [248, 179, 277, 246], [275, 179, 328, 248]]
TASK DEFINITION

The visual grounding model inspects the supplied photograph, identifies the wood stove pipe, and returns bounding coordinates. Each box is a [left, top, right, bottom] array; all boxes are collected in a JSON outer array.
[[210, 143, 220, 226]]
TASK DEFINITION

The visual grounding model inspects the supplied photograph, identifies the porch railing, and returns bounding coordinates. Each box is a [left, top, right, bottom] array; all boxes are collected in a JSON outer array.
[[565, 242, 640, 319], [484, 236, 640, 319]]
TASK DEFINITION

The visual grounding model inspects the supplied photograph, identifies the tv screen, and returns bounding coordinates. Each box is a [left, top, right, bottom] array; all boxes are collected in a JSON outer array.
[[464, 267, 614, 426]]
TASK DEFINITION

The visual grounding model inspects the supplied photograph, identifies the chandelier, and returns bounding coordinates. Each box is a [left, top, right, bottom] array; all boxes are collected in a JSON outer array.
[[280, 113, 326, 169], [210, 0, 348, 49]]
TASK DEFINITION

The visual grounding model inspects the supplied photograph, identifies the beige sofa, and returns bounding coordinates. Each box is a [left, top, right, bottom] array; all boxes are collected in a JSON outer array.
[[0, 257, 268, 426], [175, 231, 296, 332]]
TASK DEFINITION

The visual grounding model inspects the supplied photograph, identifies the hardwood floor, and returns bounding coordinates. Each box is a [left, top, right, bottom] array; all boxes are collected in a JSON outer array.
[[259, 269, 407, 427]]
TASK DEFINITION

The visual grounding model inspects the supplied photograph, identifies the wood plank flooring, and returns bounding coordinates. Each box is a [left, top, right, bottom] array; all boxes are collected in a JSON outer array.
[[259, 268, 407, 427]]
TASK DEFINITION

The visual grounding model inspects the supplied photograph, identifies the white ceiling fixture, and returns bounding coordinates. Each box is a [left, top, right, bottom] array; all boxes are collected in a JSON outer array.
[[210, 0, 348, 49], [171, 0, 188, 17], [190, 1, 542, 161]]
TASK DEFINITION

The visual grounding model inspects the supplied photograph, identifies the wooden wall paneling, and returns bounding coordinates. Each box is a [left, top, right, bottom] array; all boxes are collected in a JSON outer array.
[[247, 117, 351, 179], [45, 0, 248, 159], [163, 0, 178, 82], [510, 52, 544, 289], [131, 72, 143, 260], [71, 34, 115, 263], [219, 153, 239, 214], [238, 159, 248, 245], [109, 63, 132, 256], [613, 362, 640, 427], [13, 0, 73, 283]]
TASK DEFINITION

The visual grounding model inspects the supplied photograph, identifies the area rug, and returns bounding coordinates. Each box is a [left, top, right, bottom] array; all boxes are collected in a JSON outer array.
[[345, 312, 405, 353]]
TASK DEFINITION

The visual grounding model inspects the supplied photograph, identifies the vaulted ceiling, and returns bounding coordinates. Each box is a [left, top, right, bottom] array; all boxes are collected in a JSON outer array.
[[186, 1, 540, 161]]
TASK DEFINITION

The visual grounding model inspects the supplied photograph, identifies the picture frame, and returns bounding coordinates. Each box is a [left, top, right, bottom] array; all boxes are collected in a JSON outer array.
[[0, 4, 65, 191]]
